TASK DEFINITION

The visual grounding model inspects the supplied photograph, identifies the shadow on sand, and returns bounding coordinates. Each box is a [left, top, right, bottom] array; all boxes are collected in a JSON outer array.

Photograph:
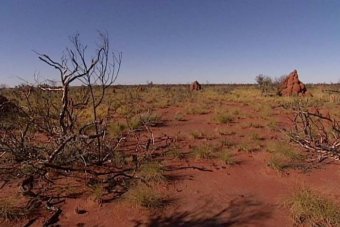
[[133, 195, 272, 227]]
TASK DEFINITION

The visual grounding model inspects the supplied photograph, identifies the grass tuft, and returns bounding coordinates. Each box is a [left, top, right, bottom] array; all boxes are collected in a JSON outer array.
[[166, 147, 185, 160], [190, 130, 206, 140], [214, 112, 234, 124], [127, 184, 165, 209], [192, 144, 217, 160], [139, 162, 166, 182], [0, 197, 31, 221], [287, 188, 340, 226], [218, 150, 235, 165], [267, 142, 305, 172], [174, 112, 186, 121]]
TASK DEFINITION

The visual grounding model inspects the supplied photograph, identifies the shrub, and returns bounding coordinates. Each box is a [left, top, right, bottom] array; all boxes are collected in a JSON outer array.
[[255, 74, 273, 96]]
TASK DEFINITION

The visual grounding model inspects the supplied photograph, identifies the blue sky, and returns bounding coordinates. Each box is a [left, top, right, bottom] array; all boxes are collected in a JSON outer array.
[[0, 0, 339, 85]]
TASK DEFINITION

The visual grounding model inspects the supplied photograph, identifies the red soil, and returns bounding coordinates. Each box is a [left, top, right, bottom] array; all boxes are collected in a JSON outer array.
[[1, 101, 340, 227]]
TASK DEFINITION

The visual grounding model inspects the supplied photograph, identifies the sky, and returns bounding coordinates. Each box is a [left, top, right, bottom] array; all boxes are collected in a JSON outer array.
[[0, 0, 340, 86]]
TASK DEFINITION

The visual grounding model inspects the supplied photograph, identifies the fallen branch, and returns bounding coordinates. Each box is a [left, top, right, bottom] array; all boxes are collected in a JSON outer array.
[[286, 105, 340, 160]]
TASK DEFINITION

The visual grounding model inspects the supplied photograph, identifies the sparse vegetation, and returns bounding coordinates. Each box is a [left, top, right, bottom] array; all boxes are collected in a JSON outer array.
[[192, 144, 217, 159], [255, 74, 275, 96], [248, 122, 264, 129], [139, 162, 166, 182], [191, 130, 206, 140], [90, 183, 105, 204], [185, 104, 210, 115], [267, 142, 305, 171], [1, 77, 339, 226], [287, 188, 340, 226], [238, 143, 261, 153], [127, 184, 165, 209], [1, 3, 340, 226], [0, 197, 31, 221], [166, 146, 185, 160], [214, 112, 234, 124], [220, 139, 237, 148], [251, 132, 263, 141], [268, 154, 289, 171], [174, 112, 186, 121], [108, 122, 127, 137], [218, 149, 235, 165]]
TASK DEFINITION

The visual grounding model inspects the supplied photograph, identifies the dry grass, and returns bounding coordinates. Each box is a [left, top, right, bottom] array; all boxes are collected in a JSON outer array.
[[0, 197, 31, 221], [190, 130, 206, 140], [185, 104, 210, 115], [126, 184, 165, 209], [2, 83, 340, 224], [192, 143, 218, 160], [174, 112, 187, 121], [108, 122, 127, 137], [238, 143, 261, 153], [214, 111, 235, 124], [267, 142, 305, 172], [89, 183, 105, 204], [166, 146, 185, 160], [139, 162, 166, 182], [286, 187, 340, 226], [218, 149, 235, 165]]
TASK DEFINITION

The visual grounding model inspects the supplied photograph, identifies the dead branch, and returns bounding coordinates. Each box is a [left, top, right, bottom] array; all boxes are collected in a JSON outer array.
[[286, 104, 340, 160]]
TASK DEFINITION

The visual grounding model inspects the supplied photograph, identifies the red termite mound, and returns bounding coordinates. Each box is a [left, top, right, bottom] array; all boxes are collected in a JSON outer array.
[[190, 81, 202, 91], [278, 70, 307, 96]]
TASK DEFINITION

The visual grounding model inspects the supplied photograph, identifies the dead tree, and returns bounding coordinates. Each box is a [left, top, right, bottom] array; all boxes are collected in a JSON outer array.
[[0, 33, 177, 220], [36, 32, 122, 164], [0, 32, 122, 166]]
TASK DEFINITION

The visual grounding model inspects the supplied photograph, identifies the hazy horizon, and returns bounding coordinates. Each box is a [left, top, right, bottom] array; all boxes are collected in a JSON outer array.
[[1, 0, 340, 86]]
